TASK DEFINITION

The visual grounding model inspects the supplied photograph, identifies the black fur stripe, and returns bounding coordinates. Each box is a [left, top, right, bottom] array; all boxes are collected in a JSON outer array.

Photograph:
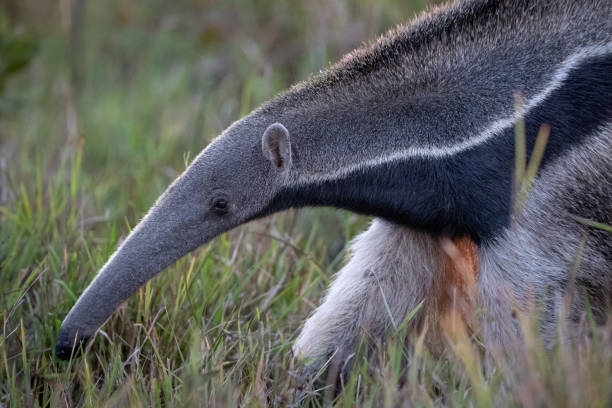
[[264, 53, 612, 243]]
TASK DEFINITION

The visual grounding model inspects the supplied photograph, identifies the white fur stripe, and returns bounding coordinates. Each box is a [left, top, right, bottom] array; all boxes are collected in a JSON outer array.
[[296, 42, 612, 185]]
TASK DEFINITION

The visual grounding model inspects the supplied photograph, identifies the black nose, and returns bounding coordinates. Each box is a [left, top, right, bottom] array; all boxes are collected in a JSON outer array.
[[55, 334, 89, 361]]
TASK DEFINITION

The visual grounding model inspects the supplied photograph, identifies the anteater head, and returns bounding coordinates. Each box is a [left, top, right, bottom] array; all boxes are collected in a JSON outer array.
[[56, 117, 294, 359]]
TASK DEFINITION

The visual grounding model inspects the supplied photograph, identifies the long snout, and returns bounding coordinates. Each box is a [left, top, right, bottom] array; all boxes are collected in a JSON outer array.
[[56, 173, 212, 360], [55, 113, 279, 360]]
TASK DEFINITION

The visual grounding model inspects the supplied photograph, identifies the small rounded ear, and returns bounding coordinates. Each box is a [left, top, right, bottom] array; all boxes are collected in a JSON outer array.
[[262, 122, 292, 172]]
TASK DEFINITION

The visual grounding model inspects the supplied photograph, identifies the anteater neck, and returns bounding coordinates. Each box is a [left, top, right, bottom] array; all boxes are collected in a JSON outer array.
[[260, 52, 612, 244]]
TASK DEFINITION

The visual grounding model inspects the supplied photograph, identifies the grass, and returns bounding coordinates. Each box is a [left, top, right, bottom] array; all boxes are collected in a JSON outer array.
[[1, 1, 611, 406]]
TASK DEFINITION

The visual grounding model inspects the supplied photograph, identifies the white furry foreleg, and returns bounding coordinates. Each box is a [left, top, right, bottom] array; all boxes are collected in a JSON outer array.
[[293, 219, 445, 369]]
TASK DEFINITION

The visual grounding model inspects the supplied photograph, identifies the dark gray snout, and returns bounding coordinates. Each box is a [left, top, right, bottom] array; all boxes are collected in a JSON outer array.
[[55, 331, 90, 360]]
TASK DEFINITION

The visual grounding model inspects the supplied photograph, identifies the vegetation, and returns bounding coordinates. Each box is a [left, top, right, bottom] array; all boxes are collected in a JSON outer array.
[[1, 1, 610, 406]]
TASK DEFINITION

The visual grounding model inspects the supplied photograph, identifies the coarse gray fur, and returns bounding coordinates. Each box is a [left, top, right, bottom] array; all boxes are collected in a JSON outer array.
[[295, 123, 612, 372], [56, 0, 612, 375], [479, 123, 612, 350]]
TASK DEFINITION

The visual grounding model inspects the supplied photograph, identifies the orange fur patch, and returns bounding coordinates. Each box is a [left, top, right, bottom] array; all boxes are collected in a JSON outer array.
[[438, 236, 480, 340]]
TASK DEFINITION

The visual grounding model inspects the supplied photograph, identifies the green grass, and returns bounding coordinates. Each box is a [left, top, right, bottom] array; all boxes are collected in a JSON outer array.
[[1, 1, 611, 406]]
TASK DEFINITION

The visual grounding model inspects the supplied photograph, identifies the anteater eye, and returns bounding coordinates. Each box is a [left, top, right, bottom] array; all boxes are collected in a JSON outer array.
[[212, 198, 229, 214]]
